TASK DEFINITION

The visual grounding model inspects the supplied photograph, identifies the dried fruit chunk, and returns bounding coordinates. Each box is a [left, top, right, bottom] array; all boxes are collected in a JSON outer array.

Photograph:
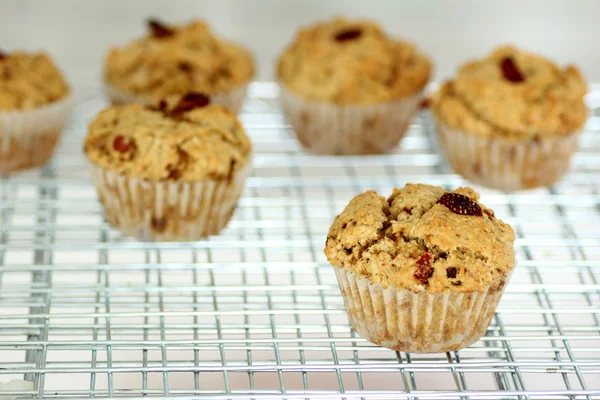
[[147, 19, 175, 38], [446, 267, 458, 279], [413, 253, 434, 284], [436, 193, 483, 217], [500, 57, 525, 83], [334, 28, 362, 42], [112, 135, 136, 160], [172, 92, 211, 115], [419, 98, 430, 109]]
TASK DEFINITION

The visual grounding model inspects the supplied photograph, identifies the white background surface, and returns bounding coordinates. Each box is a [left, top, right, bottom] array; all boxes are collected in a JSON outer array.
[[1, 0, 600, 88]]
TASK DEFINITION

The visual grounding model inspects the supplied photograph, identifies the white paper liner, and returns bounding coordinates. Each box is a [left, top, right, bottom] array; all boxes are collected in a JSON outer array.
[[434, 118, 582, 191], [334, 267, 512, 353], [0, 94, 75, 174], [86, 159, 252, 241], [279, 85, 423, 155], [103, 81, 249, 113]]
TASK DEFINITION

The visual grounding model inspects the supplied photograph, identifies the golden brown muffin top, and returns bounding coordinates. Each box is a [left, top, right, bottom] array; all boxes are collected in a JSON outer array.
[[325, 184, 515, 293], [277, 17, 431, 104], [432, 46, 588, 139], [84, 93, 252, 181], [104, 19, 255, 99], [0, 50, 70, 110]]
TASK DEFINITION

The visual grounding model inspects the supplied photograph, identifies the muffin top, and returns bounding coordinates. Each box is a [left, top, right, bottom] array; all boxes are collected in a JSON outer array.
[[0, 50, 70, 110], [325, 184, 515, 293], [277, 17, 431, 104], [104, 19, 255, 99], [432, 46, 587, 139], [84, 93, 252, 181]]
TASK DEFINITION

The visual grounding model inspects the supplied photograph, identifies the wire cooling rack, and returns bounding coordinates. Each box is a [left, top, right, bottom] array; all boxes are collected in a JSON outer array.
[[0, 82, 599, 400]]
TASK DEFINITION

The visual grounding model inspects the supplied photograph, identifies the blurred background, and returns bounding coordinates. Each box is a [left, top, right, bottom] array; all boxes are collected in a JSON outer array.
[[1, 0, 599, 90]]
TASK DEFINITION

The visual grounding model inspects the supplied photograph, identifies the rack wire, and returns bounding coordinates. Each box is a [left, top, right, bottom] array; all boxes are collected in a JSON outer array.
[[0, 82, 599, 400]]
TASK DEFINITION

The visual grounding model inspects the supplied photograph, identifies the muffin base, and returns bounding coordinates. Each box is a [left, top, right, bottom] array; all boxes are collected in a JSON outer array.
[[435, 119, 581, 191], [280, 85, 423, 155], [87, 160, 252, 241], [0, 95, 75, 174], [334, 267, 512, 353], [103, 82, 249, 113]]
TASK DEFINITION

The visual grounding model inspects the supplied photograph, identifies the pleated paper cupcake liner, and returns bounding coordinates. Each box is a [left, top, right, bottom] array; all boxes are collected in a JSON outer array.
[[279, 85, 423, 155], [0, 94, 75, 174], [87, 160, 252, 241], [103, 81, 249, 113], [334, 267, 512, 353], [434, 118, 582, 191]]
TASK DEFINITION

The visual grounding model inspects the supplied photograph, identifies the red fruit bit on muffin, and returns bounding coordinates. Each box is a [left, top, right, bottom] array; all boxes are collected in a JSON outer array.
[[500, 57, 525, 83], [113, 135, 136, 159], [413, 253, 434, 284], [437, 193, 483, 217], [172, 92, 211, 114], [147, 18, 175, 38], [419, 98, 430, 109], [334, 28, 363, 42]]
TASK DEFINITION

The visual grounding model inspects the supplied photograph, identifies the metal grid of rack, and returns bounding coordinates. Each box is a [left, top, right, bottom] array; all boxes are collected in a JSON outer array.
[[0, 82, 599, 399]]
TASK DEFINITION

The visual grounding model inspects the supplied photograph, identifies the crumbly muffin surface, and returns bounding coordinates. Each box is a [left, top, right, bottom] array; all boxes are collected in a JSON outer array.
[[104, 20, 255, 99], [325, 184, 515, 293], [277, 18, 431, 104], [432, 46, 587, 139], [0, 50, 70, 110], [84, 94, 251, 181]]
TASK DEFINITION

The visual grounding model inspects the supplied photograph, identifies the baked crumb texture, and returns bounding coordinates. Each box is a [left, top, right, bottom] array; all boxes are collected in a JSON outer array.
[[85, 93, 252, 241], [84, 95, 252, 182], [432, 46, 587, 140], [0, 51, 70, 110], [104, 20, 255, 99], [326, 184, 516, 352], [277, 17, 431, 105], [325, 184, 515, 293]]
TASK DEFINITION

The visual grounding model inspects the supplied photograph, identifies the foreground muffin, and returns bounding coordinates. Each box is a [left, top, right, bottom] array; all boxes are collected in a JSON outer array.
[[277, 17, 431, 154], [0, 50, 73, 174], [432, 46, 587, 191], [325, 184, 515, 353], [104, 19, 255, 112], [84, 93, 252, 241]]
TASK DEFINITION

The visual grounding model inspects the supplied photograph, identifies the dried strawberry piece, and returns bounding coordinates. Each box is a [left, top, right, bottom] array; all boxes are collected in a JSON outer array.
[[436, 193, 483, 217], [500, 57, 525, 83], [446, 267, 458, 279], [172, 92, 211, 115], [419, 98, 430, 109], [147, 19, 175, 38], [334, 28, 362, 42], [413, 253, 434, 284], [403, 207, 412, 215], [113, 135, 136, 157]]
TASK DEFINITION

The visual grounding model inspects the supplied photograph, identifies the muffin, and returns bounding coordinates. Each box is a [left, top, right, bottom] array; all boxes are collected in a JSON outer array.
[[325, 184, 515, 353], [0, 49, 74, 174], [104, 19, 255, 112], [277, 17, 431, 155], [432, 46, 587, 191], [84, 93, 252, 241]]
